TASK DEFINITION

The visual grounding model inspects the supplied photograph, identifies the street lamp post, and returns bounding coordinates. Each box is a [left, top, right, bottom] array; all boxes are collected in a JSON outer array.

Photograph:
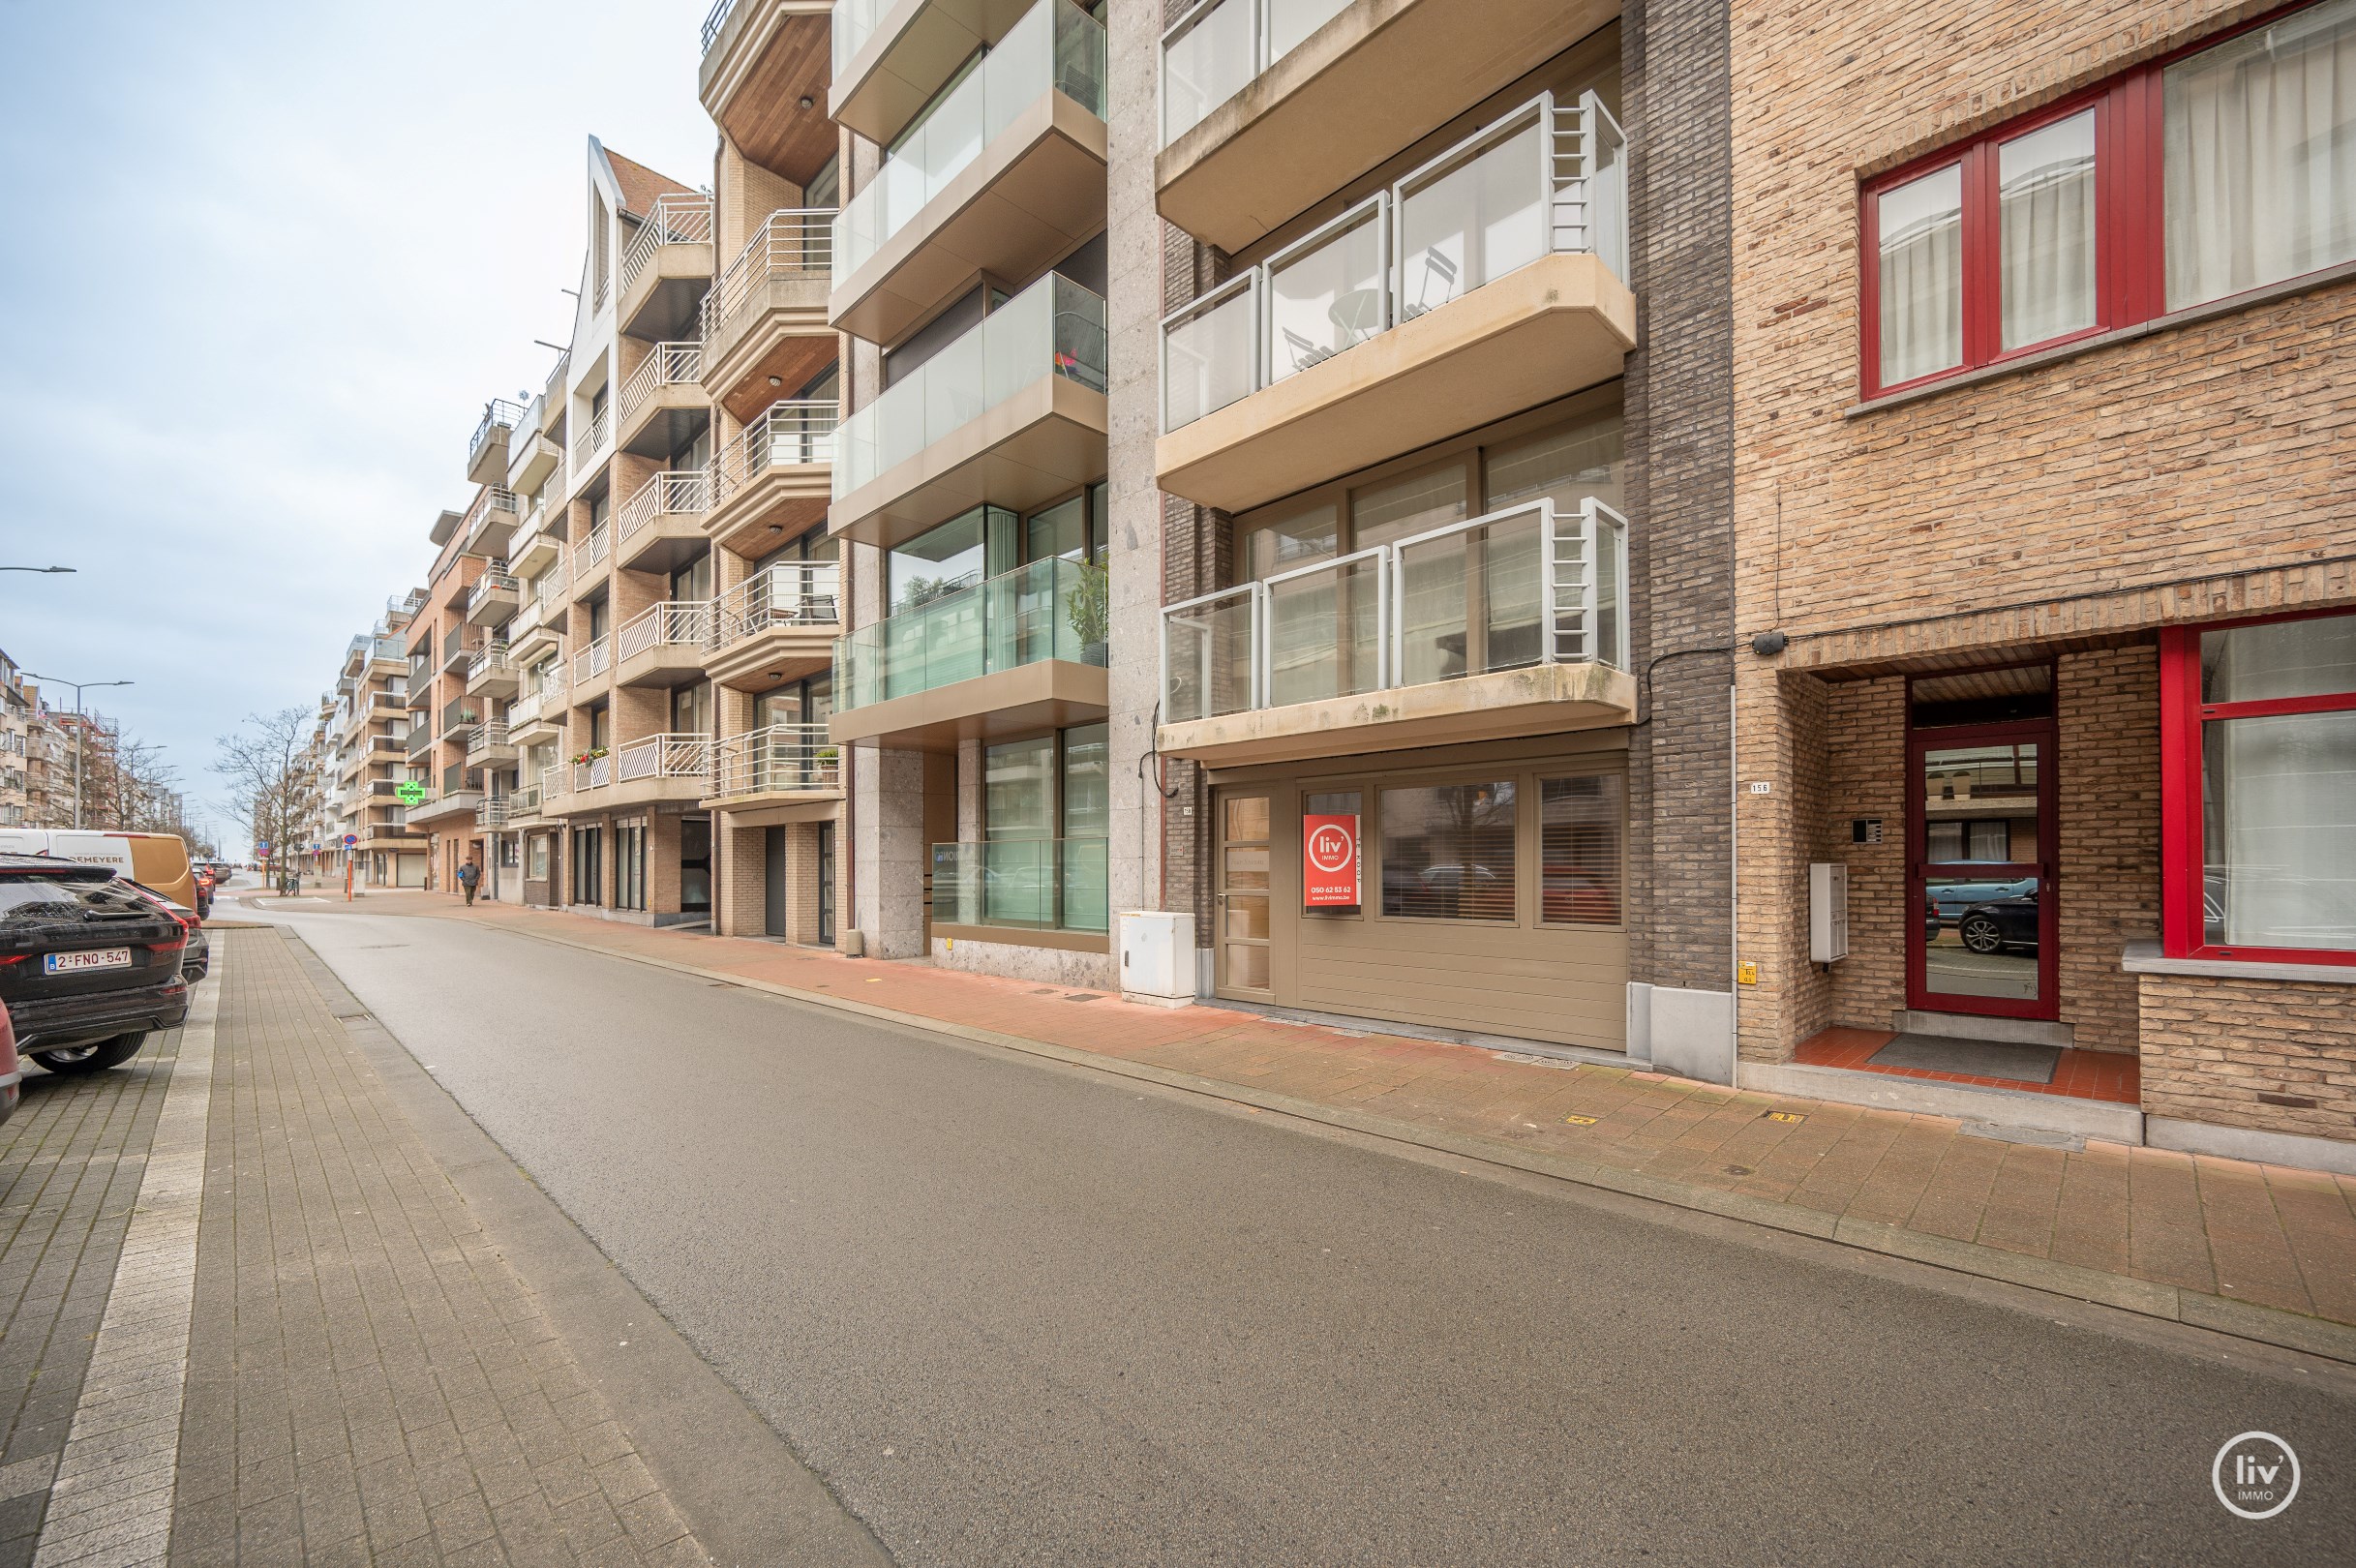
[[0, 567, 74, 575], [23, 676, 132, 829]]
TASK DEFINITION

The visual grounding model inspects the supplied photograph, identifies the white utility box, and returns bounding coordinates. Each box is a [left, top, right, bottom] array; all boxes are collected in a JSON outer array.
[[1118, 911, 1196, 1007], [1808, 863, 1849, 962]]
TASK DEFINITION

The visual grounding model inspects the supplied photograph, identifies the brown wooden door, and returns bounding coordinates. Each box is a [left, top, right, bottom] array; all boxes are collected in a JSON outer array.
[[1215, 791, 1274, 999]]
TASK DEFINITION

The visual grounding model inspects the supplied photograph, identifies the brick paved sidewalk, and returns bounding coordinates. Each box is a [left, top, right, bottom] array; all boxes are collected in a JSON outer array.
[[344, 890, 2356, 1353], [164, 926, 714, 1568]]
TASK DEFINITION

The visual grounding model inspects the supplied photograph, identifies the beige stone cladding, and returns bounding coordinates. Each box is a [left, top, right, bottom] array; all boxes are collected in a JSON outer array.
[[2140, 975, 2356, 1143]]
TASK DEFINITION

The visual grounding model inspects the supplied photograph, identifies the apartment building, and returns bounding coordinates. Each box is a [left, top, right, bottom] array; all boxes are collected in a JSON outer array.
[[403, 506, 497, 890], [0, 652, 33, 828], [1726, 0, 2356, 1170], [321, 592, 430, 887]]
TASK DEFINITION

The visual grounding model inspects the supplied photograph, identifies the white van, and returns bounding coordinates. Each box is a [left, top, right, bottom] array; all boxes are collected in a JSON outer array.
[[0, 830, 199, 910]]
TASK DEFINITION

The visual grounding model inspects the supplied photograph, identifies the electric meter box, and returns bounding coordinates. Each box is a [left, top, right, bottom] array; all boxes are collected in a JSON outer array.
[[1118, 911, 1197, 1007], [1809, 862, 1850, 963]]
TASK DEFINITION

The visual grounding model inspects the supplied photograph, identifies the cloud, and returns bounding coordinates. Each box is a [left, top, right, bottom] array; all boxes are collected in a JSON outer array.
[[0, 0, 718, 844]]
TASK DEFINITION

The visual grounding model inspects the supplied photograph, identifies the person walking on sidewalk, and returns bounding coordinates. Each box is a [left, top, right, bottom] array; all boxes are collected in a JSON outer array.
[[457, 858, 481, 907]]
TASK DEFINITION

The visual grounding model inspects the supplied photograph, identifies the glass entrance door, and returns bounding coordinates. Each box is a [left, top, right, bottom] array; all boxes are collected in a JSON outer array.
[[1910, 729, 2056, 1017], [1215, 792, 1274, 999]]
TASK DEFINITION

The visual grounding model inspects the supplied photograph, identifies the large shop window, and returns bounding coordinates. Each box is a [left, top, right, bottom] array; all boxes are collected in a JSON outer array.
[[1862, 0, 2356, 397], [1379, 781, 1518, 921], [2161, 609, 2356, 964]]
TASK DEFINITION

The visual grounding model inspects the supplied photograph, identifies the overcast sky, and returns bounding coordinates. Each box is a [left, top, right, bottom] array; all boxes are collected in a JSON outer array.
[[0, 0, 720, 847]]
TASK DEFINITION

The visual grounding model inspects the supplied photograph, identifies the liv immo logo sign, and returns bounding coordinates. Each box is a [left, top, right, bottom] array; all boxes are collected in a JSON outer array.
[[2212, 1432, 2299, 1521]]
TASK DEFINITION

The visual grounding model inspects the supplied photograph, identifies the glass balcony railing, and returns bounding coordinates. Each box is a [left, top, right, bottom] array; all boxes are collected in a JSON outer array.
[[1161, 90, 1627, 432], [836, 555, 1107, 709], [931, 837, 1108, 934], [834, 272, 1107, 498], [1161, 0, 1350, 146], [1161, 498, 1627, 723], [712, 724, 841, 799], [833, 0, 891, 78], [832, 0, 1108, 283]]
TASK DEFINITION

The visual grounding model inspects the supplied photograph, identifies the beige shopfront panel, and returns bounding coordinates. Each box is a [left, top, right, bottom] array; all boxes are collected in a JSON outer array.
[[1218, 741, 1629, 1052]]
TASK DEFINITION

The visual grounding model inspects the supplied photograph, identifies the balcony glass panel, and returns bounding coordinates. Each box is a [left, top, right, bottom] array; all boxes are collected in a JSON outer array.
[[931, 837, 1107, 932], [836, 556, 1107, 709], [833, 0, 1107, 282], [1265, 548, 1385, 708], [1160, 583, 1259, 724], [1159, 0, 1348, 146], [1394, 507, 1544, 687], [834, 272, 1108, 497], [833, 0, 891, 77], [1159, 91, 1628, 432]]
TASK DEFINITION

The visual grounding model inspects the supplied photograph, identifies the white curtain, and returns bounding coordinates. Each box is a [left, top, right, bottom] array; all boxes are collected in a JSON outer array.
[[2205, 711, 2356, 950], [2001, 112, 2099, 348], [2166, 0, 2356, 309], [1878, 165, 1963, 383]]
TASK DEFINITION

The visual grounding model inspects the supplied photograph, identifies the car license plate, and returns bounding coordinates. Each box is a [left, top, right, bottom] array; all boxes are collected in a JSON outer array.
[[45, 949, 131, 975]]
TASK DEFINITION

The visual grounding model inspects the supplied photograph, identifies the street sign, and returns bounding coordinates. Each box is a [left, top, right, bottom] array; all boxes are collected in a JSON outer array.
[[343, 833, 358, 848], [395, 780, 428, 805]]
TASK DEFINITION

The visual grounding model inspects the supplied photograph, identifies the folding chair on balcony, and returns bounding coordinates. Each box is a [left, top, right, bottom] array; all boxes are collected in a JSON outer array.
[[1281, 328, 1336, 376], [1402, 249, 1460, 321]]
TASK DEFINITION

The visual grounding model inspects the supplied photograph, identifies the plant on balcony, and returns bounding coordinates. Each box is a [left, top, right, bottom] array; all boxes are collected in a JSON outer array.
[[571, 747, 609, 765], [1066, 561, 1109, 664]]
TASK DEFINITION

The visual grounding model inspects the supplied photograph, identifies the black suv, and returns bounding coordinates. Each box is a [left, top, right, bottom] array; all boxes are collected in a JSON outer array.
[[0, 855, 190, 1074]]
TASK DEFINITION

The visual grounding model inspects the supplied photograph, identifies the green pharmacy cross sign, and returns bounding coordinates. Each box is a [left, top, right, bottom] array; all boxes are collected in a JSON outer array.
[[395, 780, 429, 806]]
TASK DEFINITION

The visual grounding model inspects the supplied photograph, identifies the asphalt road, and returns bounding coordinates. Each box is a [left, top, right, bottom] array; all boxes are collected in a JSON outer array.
[[257, 900, 2354, 1567]]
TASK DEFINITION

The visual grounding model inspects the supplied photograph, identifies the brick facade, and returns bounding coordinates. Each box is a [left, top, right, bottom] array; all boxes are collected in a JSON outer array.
[[2139, 975, 2356, 1144]]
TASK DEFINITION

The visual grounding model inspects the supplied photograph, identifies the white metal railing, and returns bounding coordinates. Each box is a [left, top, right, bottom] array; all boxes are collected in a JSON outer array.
[[467, 566, 520, 613], [574, 636, 613, 683], [616, 732, 713, 785], [833, 0, 1106, 283], [464, 487, 521, 544], [573, 752, 613, 792], [575, 402, 612, 470], [701, 210, 836, 348], [712, 724, 839, 798], [508, 782, 542, 819], [468, 398, 526, 469], [619, 193, 714, 299], [715, 561, 841, 645], [617, 342, 704, 429], [534, 561, 567, 612], [616, 469, 710, 544], [835, 271, 1106, 498], [529, 660, 567, 707], [541, 762, 565, 800], [579, 522, 611, 574], [1160, 498, 1628, 723], [715, 400, 839, 500], [465, 643, 511, 683], [1161, 0, 1350, 146], [617, 601, 716, 663], [1161, 90, 1626, 432], [464, 721, 513, 757]]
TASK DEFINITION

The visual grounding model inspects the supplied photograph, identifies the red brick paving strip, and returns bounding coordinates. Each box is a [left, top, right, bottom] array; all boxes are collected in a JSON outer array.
[[317, 892, 2356, 1340]]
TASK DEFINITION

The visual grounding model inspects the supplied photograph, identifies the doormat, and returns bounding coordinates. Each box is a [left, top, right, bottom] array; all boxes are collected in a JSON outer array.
[[1867, 1033, 2061, 1085]]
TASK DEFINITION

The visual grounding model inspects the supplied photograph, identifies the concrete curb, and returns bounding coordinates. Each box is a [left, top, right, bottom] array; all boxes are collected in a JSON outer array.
[[461, 911, 2356, 1369]]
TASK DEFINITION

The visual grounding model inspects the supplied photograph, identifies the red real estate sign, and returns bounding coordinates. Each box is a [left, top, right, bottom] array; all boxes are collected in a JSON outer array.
[[1302, 814, 1360, 907]]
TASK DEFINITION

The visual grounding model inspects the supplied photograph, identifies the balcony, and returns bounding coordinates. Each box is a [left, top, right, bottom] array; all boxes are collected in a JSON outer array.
[[1158, 0, 1617, 253], [831, 0, 1107, 346], [707, 400, 836, 555], [462, 486, 523, 558], [566, 734, 713, 810], [513, 513, 563, 580], [1157, 91, 1631, 514], [1158, 498, 1633, 767], [463, 722, 518, 768], [464, 644, 518, 700], [930, 837, 1107, 939], [831, 271, 1106, 551], [708, 562, 840, 690], [365, 635, 407, 670], [466, 565, 521, 626], [571, 522, 613, 596], [468, 399, 524, 486], [618, 193, 715, 341], [573, 636, 614, 689], [515, 572, 567, 659], [614, 470, 712, 574], [615, 602, 717, 688], [511, 664, 567, 746], [832, 0, 1035, 145], [704, 723, 842, 820], [831, 555, 1106, 750], [617, 343, 708, 459], [403, 773, 485, 828], [514, 428, 564, 496], [700, 210, 835, 421], [573, 402, 612, 478], [439, 638, 474, 677], [700, 1, 836, 178]]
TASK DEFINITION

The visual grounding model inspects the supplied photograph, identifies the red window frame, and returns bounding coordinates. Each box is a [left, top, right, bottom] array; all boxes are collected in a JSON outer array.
[[1858, 0, 2332, 399], [2159, 607, 2356, 967]]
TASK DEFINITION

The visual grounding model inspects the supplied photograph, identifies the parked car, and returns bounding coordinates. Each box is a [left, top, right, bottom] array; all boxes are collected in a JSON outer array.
[[0, 999, 19, 1128], [1955, 887, 2040, 955], [0, 829, 202, 913], [124, 883, 209, 983], [0, 854, 189, 1075]]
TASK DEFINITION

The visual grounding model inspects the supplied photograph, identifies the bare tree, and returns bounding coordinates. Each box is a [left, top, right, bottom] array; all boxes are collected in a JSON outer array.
[[213, 708, 316, 885]]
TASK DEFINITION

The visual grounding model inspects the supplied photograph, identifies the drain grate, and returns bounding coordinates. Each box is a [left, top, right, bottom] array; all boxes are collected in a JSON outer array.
[[1063, 992, 1101, 1003]]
